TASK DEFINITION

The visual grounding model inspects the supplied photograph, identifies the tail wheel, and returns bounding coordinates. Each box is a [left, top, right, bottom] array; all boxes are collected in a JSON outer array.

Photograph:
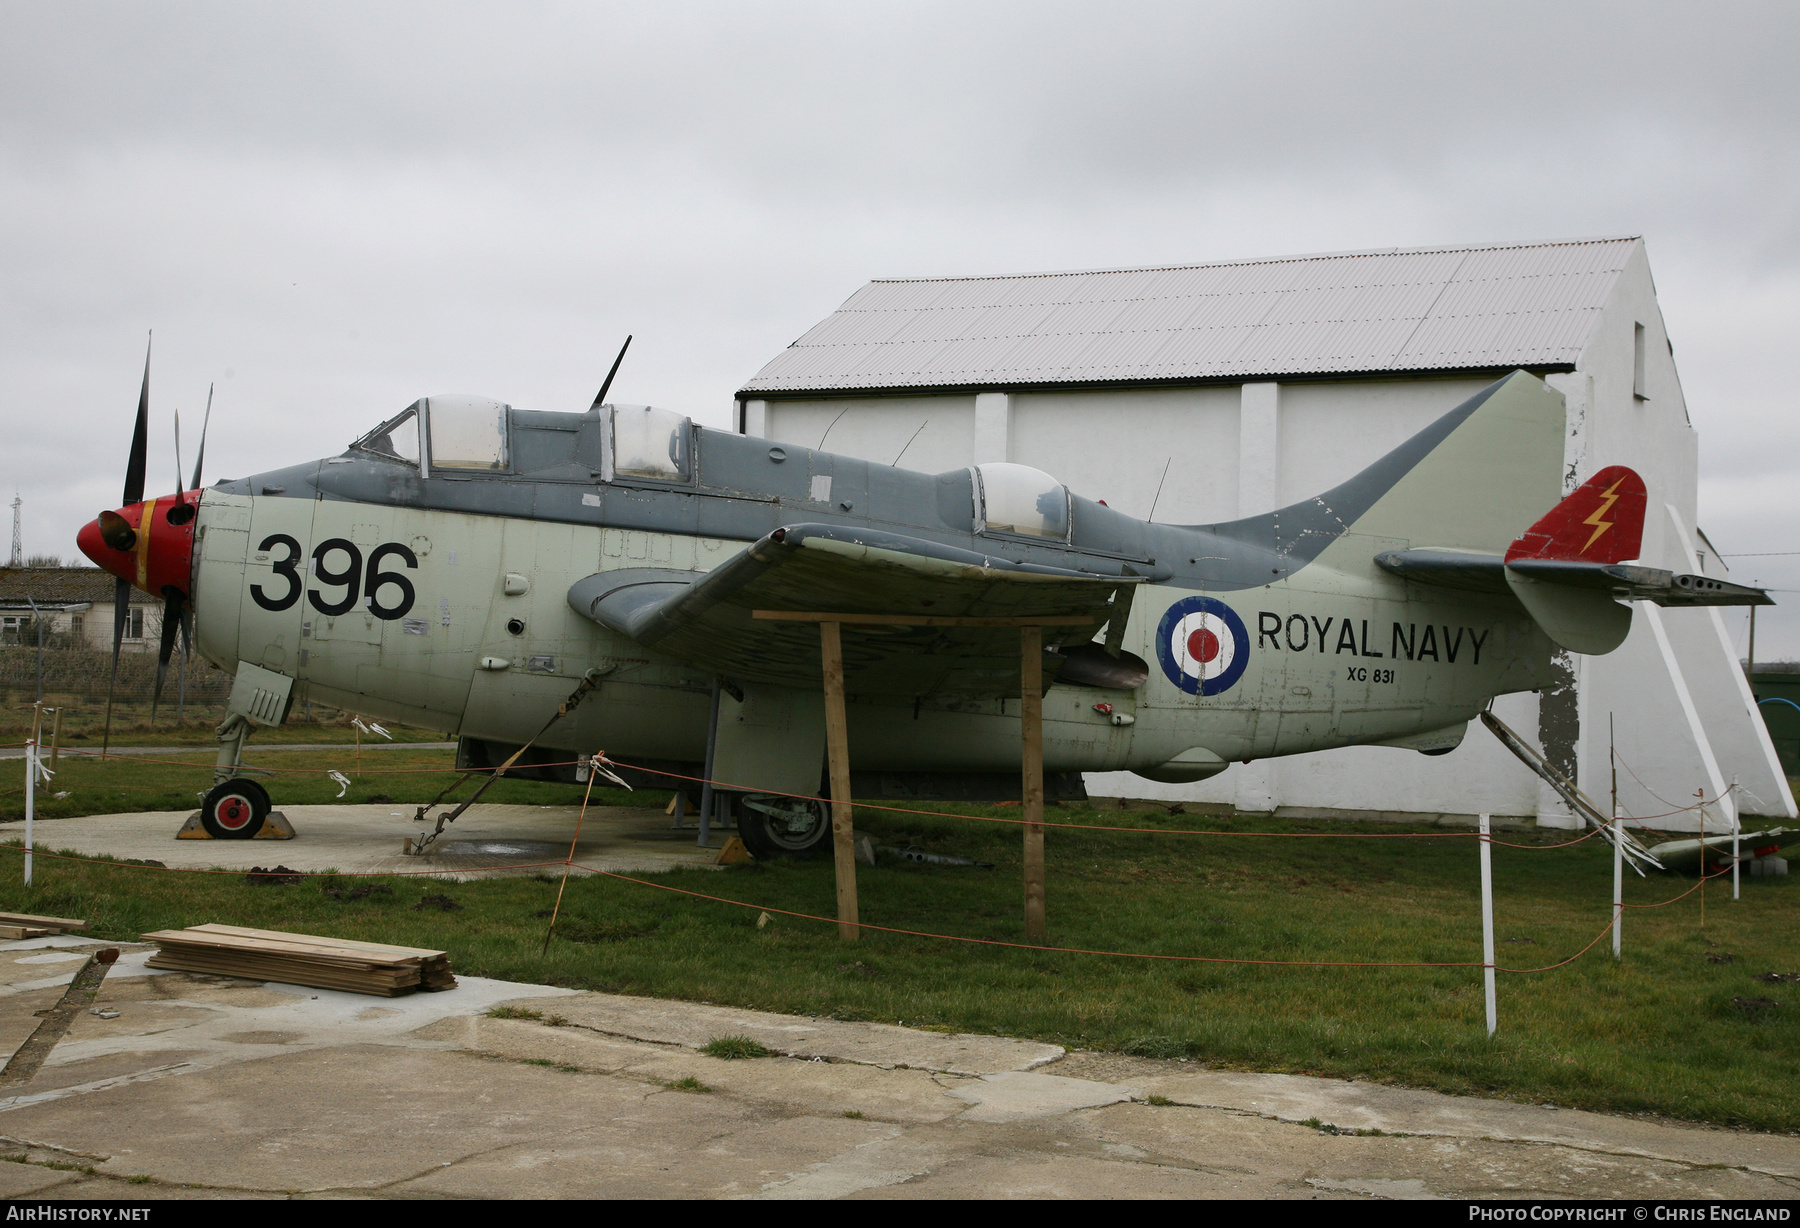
[[201, 778, 270, 839], [736, 794, 830, 860]]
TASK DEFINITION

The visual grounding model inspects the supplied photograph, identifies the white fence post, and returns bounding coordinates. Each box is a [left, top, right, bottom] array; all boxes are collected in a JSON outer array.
[[23, 739, 35, 887], [1480, 812, 1495, 1037], [1732, 778, 1741, 902]]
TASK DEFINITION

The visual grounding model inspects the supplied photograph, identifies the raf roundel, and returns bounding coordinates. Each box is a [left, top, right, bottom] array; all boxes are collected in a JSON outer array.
[[1155, 596, 1251, 696]]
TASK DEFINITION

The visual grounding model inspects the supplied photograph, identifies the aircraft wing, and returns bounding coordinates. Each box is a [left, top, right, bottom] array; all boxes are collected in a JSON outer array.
[[568, 523, 1146, 697], [1375, 548, 1772, 607]]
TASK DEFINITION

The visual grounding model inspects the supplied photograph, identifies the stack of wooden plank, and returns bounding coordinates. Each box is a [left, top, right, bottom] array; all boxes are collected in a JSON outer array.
[[0, 911, 89, 941], [143, 924, 456, 997]]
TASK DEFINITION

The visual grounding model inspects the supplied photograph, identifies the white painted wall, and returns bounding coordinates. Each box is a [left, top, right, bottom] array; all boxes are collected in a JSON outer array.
[[760, 396, 977, 476], [1008, 386, 1241, 523], [1275, 378, 1492, 506]]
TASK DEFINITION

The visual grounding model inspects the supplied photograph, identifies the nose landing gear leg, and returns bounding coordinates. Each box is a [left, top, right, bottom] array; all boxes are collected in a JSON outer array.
[[178, 713, 292, 840]]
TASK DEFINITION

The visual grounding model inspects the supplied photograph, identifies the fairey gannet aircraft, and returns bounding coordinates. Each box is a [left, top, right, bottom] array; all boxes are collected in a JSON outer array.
[[76, 353, 1766, 858]]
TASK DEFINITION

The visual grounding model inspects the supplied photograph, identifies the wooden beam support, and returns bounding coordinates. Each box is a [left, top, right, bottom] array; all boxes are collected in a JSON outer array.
[[1021, 625, 1046, 943], [754, 610, 1097, 628], [819, 621, 859, 941]]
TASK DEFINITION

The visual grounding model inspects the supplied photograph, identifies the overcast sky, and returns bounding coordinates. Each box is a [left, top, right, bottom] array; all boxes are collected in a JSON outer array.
[[5, 1, 1798, 651]]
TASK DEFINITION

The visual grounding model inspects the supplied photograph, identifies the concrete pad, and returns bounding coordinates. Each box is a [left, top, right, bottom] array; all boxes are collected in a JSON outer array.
[[417, 1014, 675, 1073], [948, 1071, 1139, 1123], [38, 1176, 290, 1200], [625, 1054, 974, 1125], [494, 990, 1063, 1074], [391, 1110, 900, 1200], [423, 1015, 979, 1124], [842, 1148, 1243, 1200], [1, 803, 723, 880], [0, 1160, 83, 1197], [747, 1134, 954, 1199], [1133, 1069, 1800, 1177], [4, 1045, 664, 1192], [1063, 1100, 1799, 1201], [0, 938, 1792, 1199]]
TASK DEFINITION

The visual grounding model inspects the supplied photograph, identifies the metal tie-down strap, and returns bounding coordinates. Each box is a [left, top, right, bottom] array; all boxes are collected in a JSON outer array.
[[407, 667, 614, 856]]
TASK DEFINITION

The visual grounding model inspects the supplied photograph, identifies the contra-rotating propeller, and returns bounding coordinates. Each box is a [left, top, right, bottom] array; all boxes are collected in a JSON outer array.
[[99, 335, 153, 752], [148, 384, 213, 720], [80, 338, 215, 748]]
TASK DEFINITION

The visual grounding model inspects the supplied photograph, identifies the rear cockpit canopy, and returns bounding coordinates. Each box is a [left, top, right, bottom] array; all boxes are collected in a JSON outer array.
[[974, 462, 1070, 542]]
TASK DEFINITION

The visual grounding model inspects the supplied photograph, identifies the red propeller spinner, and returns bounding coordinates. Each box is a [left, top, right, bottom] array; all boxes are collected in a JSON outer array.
[[75, 490, 199, 599]]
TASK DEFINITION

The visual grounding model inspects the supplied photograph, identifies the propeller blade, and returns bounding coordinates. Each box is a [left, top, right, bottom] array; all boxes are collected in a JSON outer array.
[[150, 592, 183, 720], [589, 335, 632, 410], [190, 383, 212, 491], [123, 333, 151, 507], [100, 576, 130, 756], [173, 410, 184, 495]]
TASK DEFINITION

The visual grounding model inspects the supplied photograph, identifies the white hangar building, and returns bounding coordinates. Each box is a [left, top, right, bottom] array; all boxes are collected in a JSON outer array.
[[734, 237, 1795, 830]]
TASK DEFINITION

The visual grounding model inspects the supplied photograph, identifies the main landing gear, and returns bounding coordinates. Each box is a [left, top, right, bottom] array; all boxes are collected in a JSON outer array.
[[736, 794, 831, 860]]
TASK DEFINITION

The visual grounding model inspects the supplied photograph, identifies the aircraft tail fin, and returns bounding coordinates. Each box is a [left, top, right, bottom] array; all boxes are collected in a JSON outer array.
[[1325, 369, 1568, 556], [1505, 465, 1648, 564], [1497, 465, 1648, 654]]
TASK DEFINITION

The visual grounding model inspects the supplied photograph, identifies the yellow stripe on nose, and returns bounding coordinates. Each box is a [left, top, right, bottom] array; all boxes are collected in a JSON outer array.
[[136, 499, 155, 591]]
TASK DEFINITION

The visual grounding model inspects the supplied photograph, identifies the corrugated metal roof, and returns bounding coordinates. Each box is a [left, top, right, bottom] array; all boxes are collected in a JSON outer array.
[[739, 237, 1640, 394]]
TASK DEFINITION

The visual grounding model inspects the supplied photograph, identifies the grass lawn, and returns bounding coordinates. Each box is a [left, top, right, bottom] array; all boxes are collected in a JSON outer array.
[[4, 689, 450, 748], [0, 747, 1795, 1132]]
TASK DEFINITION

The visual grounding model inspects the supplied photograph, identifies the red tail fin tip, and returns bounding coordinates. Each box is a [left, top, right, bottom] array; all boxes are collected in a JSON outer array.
[[1506, 465, 1647, 564]]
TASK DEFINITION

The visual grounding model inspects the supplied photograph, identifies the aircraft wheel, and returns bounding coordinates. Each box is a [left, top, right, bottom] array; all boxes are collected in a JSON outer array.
[[736, 794, 830, 861], [201, 778, 270, 839]]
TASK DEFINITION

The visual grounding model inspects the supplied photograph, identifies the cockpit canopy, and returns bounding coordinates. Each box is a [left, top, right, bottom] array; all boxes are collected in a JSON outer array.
[[351, 397, 692, 483], [973, 462, 1070, 541], [351, 395, 510, 472], [607, 403, 690, 482]]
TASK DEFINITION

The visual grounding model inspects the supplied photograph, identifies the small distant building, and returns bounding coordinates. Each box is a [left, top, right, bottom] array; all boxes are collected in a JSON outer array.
[[0, 567, 160, 651], [736, 236, 1794, 829], [1752, 670, 1800, 777]]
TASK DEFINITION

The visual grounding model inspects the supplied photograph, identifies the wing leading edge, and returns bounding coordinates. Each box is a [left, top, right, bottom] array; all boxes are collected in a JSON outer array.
[[568, 523, 1145, 697]]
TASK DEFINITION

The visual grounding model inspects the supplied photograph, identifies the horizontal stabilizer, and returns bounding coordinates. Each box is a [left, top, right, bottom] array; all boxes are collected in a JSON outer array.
[[1377, 549, 1771, 608], [1375, 463, 1770, 654]]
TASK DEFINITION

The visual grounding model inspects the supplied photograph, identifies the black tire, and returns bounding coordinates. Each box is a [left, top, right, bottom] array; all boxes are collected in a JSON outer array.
[[201, 778, 269, 839], [736, 794, 830, 861]]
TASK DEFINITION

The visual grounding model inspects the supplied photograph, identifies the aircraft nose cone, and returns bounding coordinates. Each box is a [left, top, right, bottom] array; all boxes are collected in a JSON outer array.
[[76, 495, 198, 597], [77, 508, 138, 585]]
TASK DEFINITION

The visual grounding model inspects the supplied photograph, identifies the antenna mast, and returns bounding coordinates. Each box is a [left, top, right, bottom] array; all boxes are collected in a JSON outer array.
[[7, 495, 19, 567]]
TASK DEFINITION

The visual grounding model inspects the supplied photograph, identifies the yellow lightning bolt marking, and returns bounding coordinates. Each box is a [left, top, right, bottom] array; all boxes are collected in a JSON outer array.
[[1579, 478, 1624, 554]]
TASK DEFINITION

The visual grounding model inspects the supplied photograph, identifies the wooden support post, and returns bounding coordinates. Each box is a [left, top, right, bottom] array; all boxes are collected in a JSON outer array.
[[1021, 625, 1046, 943], [819, 621, 859, 940], [48, 708, 62, 772], [697, 679, 721, 847]]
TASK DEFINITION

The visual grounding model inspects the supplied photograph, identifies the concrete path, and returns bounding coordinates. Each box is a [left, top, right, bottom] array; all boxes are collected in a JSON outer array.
[[2, 803, 722, 879], [0, 935, 1791, 1200]]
